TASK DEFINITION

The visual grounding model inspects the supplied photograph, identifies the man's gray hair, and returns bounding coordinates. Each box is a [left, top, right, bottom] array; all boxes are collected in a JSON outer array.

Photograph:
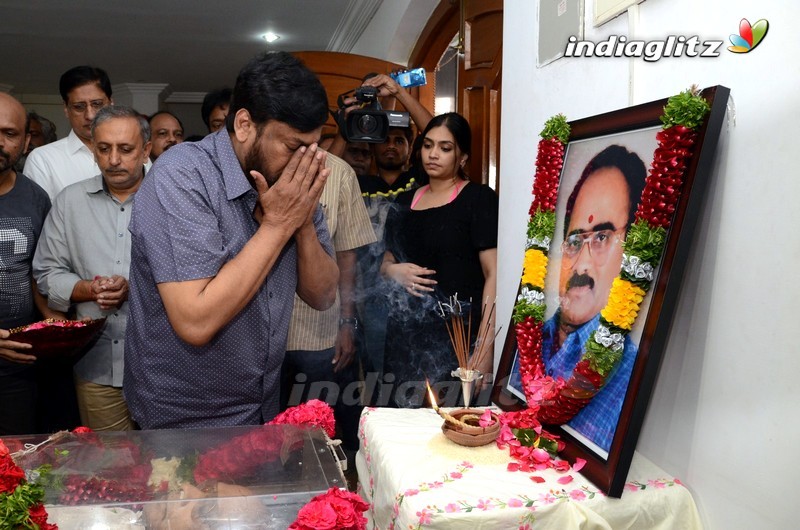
[[28, 112, 57, 143], [91, 105, 151, 143]]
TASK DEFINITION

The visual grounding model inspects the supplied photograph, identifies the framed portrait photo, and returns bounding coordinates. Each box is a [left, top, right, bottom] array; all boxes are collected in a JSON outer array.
[[492, 86, 730, 497]]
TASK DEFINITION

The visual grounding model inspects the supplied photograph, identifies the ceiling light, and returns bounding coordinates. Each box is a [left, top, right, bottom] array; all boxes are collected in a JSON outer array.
[[262, 32, 280, 43]]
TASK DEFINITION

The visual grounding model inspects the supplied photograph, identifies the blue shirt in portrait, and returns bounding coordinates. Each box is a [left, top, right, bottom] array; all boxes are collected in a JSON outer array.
[[509, 311, 637, 452]]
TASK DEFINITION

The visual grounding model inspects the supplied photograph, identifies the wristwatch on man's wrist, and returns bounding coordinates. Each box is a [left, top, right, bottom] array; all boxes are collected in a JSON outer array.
[[339, 317, 360, 332]]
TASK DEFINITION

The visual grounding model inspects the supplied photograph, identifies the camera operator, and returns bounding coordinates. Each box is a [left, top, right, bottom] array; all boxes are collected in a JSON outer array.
[[327, 73, 432, 161], [327, 75, 428, 403]]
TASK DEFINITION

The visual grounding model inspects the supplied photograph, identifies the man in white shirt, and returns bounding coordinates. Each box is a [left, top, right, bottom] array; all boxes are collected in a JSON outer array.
[[23, 66, 113, 199]]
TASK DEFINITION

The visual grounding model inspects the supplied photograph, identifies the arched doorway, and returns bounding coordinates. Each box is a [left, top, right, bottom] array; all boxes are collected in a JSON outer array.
[[410, 0, 503, 190]]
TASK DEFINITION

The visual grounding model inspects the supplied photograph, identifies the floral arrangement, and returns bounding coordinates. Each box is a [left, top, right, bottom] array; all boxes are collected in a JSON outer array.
[[510, 89, 711, 433], [289, 486, 369, 530], [0, 439, 57, 530], [3, 401, 346, 528], [269, 399, 336, 439], [194, 399, 337, 483]]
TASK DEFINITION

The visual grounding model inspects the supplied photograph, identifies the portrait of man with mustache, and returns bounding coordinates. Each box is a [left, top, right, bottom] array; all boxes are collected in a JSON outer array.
[[542, 144, 648, 452]]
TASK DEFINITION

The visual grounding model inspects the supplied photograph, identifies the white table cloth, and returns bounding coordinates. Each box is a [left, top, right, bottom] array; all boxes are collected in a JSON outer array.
[[356, 407, 702, 529]]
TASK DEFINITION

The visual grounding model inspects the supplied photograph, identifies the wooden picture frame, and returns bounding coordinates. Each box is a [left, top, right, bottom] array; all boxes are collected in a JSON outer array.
[[491, 86, 730, 497]]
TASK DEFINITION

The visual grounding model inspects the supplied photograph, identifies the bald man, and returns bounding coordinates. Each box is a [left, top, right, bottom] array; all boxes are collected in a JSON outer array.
[[0, 93, 64, 435]]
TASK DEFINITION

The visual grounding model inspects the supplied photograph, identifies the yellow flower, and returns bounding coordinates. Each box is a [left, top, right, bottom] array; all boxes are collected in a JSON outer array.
[[601, 277, 646, 330], [521, 249, 548, 289]]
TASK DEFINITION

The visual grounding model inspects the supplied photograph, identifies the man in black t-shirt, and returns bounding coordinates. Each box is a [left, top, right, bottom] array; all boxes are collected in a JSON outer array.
[[0, 93, 61, 435]]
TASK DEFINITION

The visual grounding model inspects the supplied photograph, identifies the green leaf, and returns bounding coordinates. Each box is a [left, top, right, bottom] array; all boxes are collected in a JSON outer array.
[[540, 114, 570, 144], [527, 210, 556, 245], [512, 299, 545, 324], [623, 220, 667, 264], [0, 480, 47, 530], [583, 335, 623, 377], [176, 451, 199, 484], [661, 88, 710, 129]]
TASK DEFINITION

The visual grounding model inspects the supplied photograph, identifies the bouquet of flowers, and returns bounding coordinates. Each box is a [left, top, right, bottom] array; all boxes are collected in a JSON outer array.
[[0, 439, 57, 530], [269, 399, 336, 439], [289, 487, 369, 530], [193, 399, 337, 483]]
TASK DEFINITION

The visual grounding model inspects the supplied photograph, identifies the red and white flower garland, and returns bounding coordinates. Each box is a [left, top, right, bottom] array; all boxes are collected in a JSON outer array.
[[509, 88, 711, 430]]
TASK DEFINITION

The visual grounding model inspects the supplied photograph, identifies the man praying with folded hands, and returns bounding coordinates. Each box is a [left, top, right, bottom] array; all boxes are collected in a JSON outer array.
[[34, 104, 151, 431], [124, 51, 339, 430]]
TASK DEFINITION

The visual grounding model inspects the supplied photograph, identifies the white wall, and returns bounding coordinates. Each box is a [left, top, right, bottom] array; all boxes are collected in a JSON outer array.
[[14, 94, 206, 140], [499, 1, 799, 528]]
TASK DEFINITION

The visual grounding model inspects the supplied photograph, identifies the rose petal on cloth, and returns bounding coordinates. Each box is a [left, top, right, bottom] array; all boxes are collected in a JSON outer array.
[[557, 475, 574, 485], [530, 476, 546, 483], [573, 458, 586, 472]]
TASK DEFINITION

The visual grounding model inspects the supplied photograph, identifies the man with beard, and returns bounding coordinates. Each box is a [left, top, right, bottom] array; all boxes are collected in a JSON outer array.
[[33, 105, 152, 431], [0, 93, 61, 435], [529, 144, 647, 452], [123, 51, 338, 429]]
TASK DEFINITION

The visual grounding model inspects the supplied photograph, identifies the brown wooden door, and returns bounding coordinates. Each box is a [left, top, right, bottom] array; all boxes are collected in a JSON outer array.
[[410, 0, 503, 189], [459, 0, 502, 188]]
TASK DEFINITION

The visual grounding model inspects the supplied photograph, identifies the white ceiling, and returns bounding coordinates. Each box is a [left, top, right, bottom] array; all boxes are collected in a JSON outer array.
[[0, 0, 438, 96]]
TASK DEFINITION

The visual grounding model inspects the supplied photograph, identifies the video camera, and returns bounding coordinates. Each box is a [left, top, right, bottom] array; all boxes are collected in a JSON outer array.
[[336, 86, 410, 143]]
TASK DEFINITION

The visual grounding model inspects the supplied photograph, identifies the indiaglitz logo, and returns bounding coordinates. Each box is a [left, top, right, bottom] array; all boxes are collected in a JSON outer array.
[[563, 18, 769, 61], [728, 18, 769, 53], [564, 34, 723, 62]]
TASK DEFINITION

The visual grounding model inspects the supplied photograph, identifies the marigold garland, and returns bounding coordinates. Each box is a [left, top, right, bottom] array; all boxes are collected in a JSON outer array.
[[521, 249, 548, 289], [601, 278, 646, 330], [509, 88, 711, 433]]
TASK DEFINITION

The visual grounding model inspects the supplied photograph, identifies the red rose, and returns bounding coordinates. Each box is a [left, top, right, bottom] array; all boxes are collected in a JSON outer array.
[[28, 503, 51, 527], [328, 487, 370, 513], [292, 499, 338, 530], [0, 455, 26, 494], [0, 439, 9, 458], [270, 400, 336, 438], [72, 426, 93, 434], [328, 497, 358, 528]]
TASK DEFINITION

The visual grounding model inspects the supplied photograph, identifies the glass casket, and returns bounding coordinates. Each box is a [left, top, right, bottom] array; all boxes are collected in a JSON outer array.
[[7, 424, 345, 529]]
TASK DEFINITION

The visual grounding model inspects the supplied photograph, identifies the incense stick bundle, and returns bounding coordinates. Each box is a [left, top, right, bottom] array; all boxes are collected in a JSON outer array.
[[468, 300, 500, 372], [439, 296, 471, 370], [440, 296, 501, 374]]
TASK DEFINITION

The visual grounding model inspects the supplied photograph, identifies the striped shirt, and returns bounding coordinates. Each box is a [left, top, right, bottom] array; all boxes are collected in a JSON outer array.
[[286, 155, 376, 350]]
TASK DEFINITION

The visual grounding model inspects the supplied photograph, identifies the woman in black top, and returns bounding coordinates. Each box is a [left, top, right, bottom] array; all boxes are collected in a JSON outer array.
[[380, 113, 498, 407]]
